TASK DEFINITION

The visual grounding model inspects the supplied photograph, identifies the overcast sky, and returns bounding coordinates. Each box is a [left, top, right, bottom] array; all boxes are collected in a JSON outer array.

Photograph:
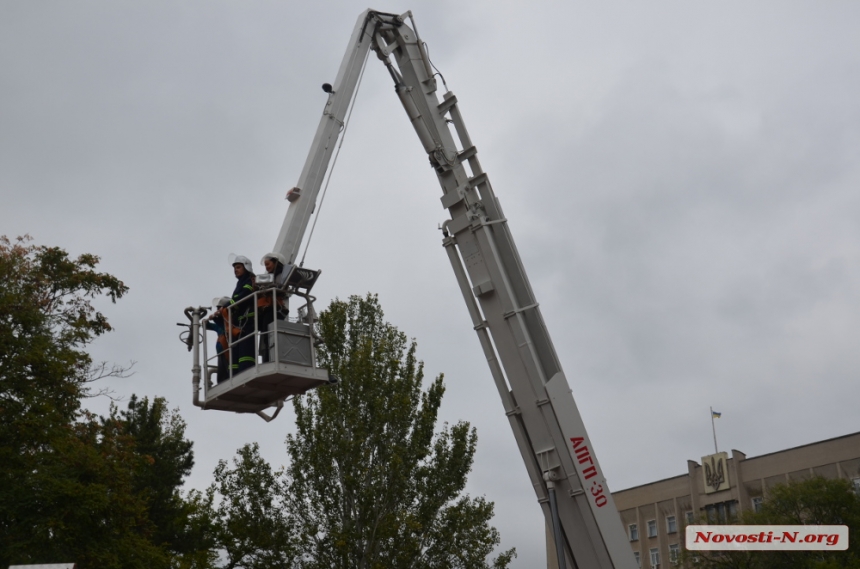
[[3, 1, 860, 566]]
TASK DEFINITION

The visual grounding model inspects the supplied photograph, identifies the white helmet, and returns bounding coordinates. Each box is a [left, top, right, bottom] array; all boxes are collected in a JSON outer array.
[[260, 252, 287, 266], [228, 253, 253, 273], [212, 296, 231, 308]]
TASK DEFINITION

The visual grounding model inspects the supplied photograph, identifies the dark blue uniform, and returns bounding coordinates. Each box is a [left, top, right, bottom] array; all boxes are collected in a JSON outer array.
[[229, 272, 256, 374]]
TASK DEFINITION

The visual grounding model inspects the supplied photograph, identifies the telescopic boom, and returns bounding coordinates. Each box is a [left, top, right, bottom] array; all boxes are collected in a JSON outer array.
[[278, 10, 637, 569]]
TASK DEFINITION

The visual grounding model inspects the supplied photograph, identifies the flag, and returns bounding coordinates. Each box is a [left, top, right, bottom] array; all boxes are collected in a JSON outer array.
[[712, 411, 722, 418]]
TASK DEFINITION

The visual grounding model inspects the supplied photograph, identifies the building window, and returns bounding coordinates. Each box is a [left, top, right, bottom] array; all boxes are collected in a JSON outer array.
[[629, 523, 639, 541], [707, 505, 718, 523], [705, 501, 738, 524], [685, 510, 694, 525], [647, 519, 657, 538], [666, 515, 677, 534], [650, 548, 660, 568], [751, 496, 763, 513], [669, 543, 680, 565], [634, 551, 641, 568]]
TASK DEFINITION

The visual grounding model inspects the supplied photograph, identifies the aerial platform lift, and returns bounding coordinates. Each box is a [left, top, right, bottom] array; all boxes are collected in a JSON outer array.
[[181, 264, 330, 421], [182, 10, 636, 569]]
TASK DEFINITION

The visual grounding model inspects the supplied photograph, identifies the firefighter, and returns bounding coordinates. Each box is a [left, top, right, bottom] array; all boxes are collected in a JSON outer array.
[[229, 255, 256, 373], [261, 251, 292, 287], [257, 252, 290, 362], [206, 296, 232, 382]]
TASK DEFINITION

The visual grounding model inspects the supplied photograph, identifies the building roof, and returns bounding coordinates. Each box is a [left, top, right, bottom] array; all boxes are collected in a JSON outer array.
[[612, 430, 860, 494], [741, 430, 860, 461]]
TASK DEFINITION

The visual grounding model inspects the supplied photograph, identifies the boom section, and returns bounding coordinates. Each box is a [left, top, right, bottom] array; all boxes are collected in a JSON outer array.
[[280, 10, 636, 569]]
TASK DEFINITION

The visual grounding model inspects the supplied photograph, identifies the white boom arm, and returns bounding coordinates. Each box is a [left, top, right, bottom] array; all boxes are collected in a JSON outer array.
[[277, 10, 637, 569]]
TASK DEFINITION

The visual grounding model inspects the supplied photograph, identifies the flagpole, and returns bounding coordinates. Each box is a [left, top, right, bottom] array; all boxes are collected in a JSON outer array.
[[710, 406, 718, 454]]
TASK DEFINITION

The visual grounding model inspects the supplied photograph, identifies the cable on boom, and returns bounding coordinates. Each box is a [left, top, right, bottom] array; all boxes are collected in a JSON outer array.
[[421, 41, 449, 93], [299, 45, 371, 268]]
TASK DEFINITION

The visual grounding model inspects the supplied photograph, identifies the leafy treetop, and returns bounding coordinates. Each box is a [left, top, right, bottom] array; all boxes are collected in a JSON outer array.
[[0, 234, 128, 429]]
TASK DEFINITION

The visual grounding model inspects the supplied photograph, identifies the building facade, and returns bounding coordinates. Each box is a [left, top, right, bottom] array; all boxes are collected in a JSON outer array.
[[611, 431, 860, 568]]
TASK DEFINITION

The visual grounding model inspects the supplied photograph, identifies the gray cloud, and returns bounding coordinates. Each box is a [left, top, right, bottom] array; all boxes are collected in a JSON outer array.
[[3, 1, 860, 566]]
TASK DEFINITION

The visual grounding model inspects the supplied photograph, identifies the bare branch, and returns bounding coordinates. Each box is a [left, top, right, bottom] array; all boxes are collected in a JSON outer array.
[[85, 360, 137, 382], [82, 361, 137, 401]]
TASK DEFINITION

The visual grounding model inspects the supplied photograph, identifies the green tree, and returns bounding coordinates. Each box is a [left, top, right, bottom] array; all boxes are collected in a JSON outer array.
[[284, 294, 514, 569], [0, 236, 208, 567], [114, 395, 196, 552], [8, 411, 171, 568], [0, 235, 128, 444], [1, 235, 131, 565], [688, 477, 860, 569], [207, 443, 295, 569], [108, 394, 220, 566]]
